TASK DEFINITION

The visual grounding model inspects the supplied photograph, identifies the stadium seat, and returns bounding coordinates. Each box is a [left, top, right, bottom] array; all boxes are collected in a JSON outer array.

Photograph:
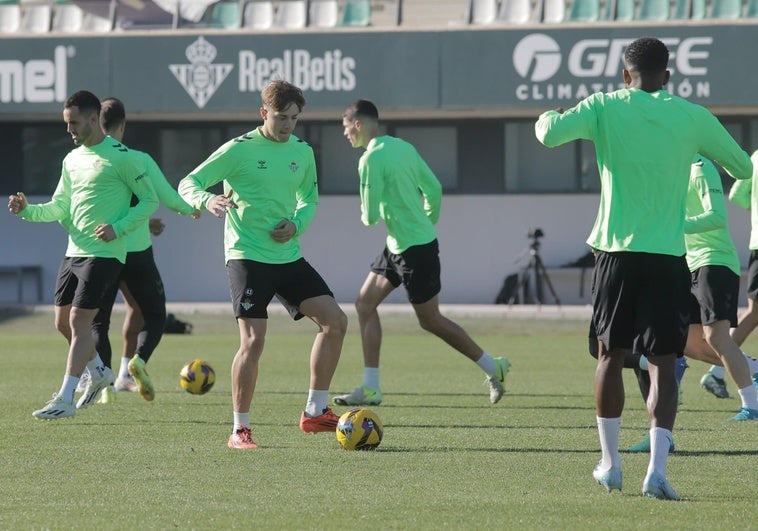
[[691, 0, 706, 17], [82, 11, 112, 31], [498, 0, 533, 23], [0, 3, 20, 33], [747, 0, 758, 16], [567, 0, 599, 20], [603, 0, 634, 19], [638, 0, 669, 19], [242, 0, 274, 28], [309, 0, 338, 27], [469, 0, 498, 23], [274, 0, 306, 28], [542, 0, 566, 21], [52, 3, 83, 32], [341, 0, 370, 26], [710, 0, 743, 18], [209, 0, 241, 27], [20, 3, 50, 33]]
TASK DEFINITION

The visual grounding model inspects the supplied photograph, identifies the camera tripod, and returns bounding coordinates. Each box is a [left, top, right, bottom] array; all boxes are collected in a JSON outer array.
[[508, 237, 561, 307]]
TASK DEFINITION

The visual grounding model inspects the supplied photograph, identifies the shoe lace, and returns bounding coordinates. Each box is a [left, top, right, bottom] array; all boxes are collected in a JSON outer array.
[[236, 426, 253, 442]]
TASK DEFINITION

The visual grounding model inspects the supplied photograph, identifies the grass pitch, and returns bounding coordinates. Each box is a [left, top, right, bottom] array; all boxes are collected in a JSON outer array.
[[0, 307, 755, 529]]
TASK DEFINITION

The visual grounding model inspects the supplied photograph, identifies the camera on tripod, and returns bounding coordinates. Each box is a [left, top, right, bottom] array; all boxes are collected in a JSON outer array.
[[528, 227, 544, 240]]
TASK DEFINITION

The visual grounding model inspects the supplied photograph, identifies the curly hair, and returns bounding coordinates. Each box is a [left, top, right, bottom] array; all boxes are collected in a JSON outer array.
[[624, 37, 669, 72]]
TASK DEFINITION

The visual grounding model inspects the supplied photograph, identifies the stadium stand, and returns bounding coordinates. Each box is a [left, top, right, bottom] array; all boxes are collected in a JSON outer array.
[[20, 2, 51, 33], [638, 0, 670, 19], [567, 0, 600, 21], [468, 0, 498, 23], [709, 0, 742, 17], [0, 2, 21, 33], [747, 0, 758, 16], [208, 0, 241, 27], [498, 0, 533, 23], [274, 0, 307, 27], [242, 0, 274, 27], [309, 0, 339, 26], [342, 0, 372, 25]]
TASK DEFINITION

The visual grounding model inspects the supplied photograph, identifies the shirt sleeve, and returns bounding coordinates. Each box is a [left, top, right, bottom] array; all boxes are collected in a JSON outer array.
[[359, 152, 383, 227], [698, 109, 753, 181], [290, 151, 318, 235], [729, 178, 752, 210], [684, 159, 727, 234], [144, 154, 194, 215], [19, 170, 71, 222], [535, 96, 598, 148], [178, 144, 236, 210], [111, 157, 159, 238], [415, 150, 442, 225]]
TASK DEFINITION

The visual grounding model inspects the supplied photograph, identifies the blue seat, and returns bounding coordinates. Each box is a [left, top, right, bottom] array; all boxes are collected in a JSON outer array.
[[567, 0, 600, 21], [638, 0, 670, 19], [710, 0, 743, 18], [342, 0, 370, 26]]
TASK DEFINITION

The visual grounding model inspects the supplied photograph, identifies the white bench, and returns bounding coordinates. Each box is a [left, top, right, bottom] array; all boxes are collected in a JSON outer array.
[[0, 265, 43, 303]]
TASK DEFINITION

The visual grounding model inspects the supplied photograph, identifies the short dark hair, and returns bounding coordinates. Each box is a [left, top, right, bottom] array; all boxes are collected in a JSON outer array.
[[343, 100, 379, 121], [624, 37, 669, 73], [100, 97, 125, 132], [260, 80, 306, 112], [64, 90, 101, 115]]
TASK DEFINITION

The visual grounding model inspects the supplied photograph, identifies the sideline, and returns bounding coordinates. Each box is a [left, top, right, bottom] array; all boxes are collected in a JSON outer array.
[[7, 302, 593, 320]]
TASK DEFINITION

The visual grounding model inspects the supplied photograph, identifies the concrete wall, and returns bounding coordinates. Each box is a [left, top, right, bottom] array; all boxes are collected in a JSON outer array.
[[2, 194, 753, 305]]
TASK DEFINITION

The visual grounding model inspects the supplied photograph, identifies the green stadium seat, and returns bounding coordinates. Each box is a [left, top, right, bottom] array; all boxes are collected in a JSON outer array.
[[341, 0, 370, 26], [747, 0, 758, 16], [710, 0, 743, 18], [567, 0, 600, 21], [210, 0, 241, 28], [604, 0, 635, 20], [638, 0, 670, 19], [691, 0, 706, 17]]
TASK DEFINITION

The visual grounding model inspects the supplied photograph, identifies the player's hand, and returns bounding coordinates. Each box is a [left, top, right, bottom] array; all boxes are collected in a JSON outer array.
[[95, 224, 117, 242], [190, 209, 201, 220], [270, 219, 296, 242], [206, 189, 238, 218], [149, 218, 165, 236], [8, 192, 27, 215]]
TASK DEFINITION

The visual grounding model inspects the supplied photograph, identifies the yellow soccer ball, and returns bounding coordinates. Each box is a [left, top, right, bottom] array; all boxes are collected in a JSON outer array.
[[179, 359, 215, 395], [336, 407, 383, 451]]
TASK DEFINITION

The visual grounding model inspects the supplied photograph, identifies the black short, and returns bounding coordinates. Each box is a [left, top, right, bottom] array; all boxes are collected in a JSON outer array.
[[54, 256, 123, 310], [592, 251, 690, 357], [370, 239, 441, 304], [227, 258, 333, 320], [746, 250, 758, 300], [689, 265, 739, 326]]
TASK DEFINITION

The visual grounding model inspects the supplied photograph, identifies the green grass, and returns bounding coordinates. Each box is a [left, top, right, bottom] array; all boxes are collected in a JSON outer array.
[[0, 308, 755, 529]]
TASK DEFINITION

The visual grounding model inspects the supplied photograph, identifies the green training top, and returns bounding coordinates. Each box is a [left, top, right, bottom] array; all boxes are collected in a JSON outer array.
[[19, 137, 158, 262], [684, 155, 740, 275], [125, 150, 195, 253], [728, 150, 758, 250], [178, 127, 318, 264], [359, 135, 442, 254], [535, 88, 752, 256]]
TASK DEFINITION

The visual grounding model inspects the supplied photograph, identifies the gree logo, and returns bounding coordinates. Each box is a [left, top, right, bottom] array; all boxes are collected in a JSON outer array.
[[513, 34, 562, 82]]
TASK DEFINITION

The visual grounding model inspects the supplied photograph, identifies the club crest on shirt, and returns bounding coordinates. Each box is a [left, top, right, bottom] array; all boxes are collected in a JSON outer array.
[[289, 161, 298, 173], [257, 160, 267, 169]]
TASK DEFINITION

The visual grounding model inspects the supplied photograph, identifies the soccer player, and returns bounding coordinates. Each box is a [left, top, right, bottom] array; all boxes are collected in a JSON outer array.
[[700, 149, 758, 398], [88, 97, 200, 403], [178, 80, 347, 450], [535, 37, 753, 500], [335, 100, 510, 407], [7, 90, 158, 419]]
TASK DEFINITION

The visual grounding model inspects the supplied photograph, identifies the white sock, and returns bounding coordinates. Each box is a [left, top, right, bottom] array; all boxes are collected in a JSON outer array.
[[119, 357, 131, 378], [362, 367, 380, 390], [639, 355, 648, 371], [709, 365, 726, 379], [86, 354, 105, 378], [233, 412, 250, 431], [596, 417, 621, 470], [647, 427, 673, 477], [305, 390, 328, 417], [476, 352, 498, 376], [743, 353, 758, 375], [58, 374, 79, 404], [737, 385, 758, 410]]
